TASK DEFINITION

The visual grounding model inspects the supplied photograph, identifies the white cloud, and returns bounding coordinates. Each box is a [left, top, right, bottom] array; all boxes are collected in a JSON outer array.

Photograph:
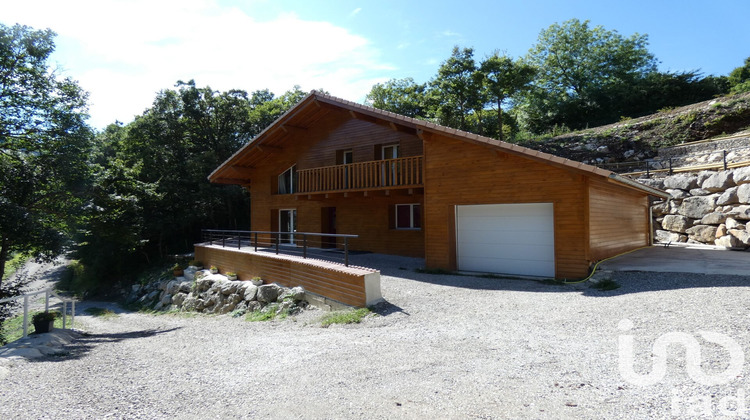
[[348, 8, 362, 18], [2, 0, 391, 128]]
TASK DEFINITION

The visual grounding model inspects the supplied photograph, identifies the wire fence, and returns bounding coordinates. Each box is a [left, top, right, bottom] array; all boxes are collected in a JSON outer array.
[[599, 143, 750, 177]]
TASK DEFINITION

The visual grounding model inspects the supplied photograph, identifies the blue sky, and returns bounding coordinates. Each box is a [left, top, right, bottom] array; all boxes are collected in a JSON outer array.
[[3, 0, 749, 129]]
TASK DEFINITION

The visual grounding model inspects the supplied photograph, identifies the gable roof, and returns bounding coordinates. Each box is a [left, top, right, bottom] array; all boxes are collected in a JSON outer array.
[[209, 91, 669, 198]]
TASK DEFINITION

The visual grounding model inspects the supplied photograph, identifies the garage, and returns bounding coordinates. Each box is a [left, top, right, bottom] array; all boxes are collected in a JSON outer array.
[[456, 203, 555, 277]]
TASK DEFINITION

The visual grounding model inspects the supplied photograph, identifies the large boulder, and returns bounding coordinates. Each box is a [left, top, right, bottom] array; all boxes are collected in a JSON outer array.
[[655, 230, 685, 243], [172, 292, 187, 306], [715, 234, 744, 248], [661, 215, 692, 233], [666, 189, 689, 199], [220, 281, 239, 295], [685, 225, 717, 243], [738, 184, 750, 204], [717, 187, 739, 206], [651, 201, 670, 217], [726, 218, 745, 230], [678, 196, 718, 219], [256, 284, 281, 303], [664, 174, 699, 190], [733, 167, 750, 185], [243, 284, 258, 302], [730, 205, 750, 220], [729, 229, 750, 245], [700, 212, 727, 225], [701, 171, 734, 192], [689, 188, 712, 196]]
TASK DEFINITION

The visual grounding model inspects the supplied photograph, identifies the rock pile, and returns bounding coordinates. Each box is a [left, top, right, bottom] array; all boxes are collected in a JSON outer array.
[[125, 266, 307, 315], [639, 167, 750, 248]]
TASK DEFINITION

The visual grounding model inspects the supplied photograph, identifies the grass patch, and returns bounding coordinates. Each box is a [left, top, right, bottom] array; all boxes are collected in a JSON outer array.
[[83, 307, 118, 319], [319, 308, 371, 328], [3, 252, 30, 280], [245, 305, 279, 322], [1, 312, 70, 345], [590, 279, 621, 291]]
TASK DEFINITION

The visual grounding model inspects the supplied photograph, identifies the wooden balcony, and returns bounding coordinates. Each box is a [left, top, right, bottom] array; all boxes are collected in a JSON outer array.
[[297, 156, 423, 194]]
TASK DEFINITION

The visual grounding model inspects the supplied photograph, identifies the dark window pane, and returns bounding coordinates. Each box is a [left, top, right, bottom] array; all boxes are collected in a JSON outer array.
[[396, 205, 411, 228], [412, 204, 421, 228]]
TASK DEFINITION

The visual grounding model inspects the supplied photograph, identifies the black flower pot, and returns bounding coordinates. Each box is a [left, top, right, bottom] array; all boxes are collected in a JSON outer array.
[[33, 320, 54, 334]]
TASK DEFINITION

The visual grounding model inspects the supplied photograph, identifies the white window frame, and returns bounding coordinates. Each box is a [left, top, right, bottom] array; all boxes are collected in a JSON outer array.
[[278, 164, 296, 194], [395, 203, 421, 230]]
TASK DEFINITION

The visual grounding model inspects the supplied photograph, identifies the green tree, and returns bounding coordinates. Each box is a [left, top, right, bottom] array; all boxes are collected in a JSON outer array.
[[479, 53, 536, 140], [74, 82, 307, 289], [728, 57, 750, 94], [522, 19, 658, 131], [0, 24, 92, 290], [431, 46, 482, 131], [366, 78, 431, 119]]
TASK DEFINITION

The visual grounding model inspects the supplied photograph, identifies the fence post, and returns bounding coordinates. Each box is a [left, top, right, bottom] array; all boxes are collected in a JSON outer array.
[[222, 235, 225, 248], [254, 232, 258, 252], [238, 232, 241, 249], [303, 235, 307, 259], [344, 237, 349, 267], [724, 150, 728, 171], [646, 162, 650, 178], [62, 301, 67, 329], [668, 158, 673, 174], [23, 295, 29, 338], [276, 233, 280, 255]]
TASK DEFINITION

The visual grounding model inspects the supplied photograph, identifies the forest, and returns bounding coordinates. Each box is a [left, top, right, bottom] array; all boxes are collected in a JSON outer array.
[[1, 18, 750, 316]]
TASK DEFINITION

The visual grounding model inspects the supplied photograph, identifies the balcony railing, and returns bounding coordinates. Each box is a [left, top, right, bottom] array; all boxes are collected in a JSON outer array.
[[297, 155, 423, 194], [200, 229, 359, 267]]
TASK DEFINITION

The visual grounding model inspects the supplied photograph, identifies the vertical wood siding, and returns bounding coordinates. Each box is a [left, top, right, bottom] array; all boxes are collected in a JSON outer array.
[[588, 178, 650, 261], [423, 135, 590, 279]]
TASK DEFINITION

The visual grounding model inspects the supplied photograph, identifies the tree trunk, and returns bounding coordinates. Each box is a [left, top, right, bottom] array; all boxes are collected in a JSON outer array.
[[0, 236, 9, 290], [497, 98, 504, 142]]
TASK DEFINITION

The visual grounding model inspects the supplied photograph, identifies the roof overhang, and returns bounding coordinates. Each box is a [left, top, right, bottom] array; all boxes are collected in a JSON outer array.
[[209, 91, 669, 199]]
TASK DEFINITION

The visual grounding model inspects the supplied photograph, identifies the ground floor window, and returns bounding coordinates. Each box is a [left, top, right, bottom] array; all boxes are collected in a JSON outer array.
[[395, 203, 421, 229]]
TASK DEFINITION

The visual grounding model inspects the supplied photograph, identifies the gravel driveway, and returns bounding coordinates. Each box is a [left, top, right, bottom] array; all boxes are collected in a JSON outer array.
[[2, 254, 750, 419]]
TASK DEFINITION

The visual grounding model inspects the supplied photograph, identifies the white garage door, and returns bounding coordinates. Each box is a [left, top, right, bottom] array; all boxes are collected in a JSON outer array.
[[456, 203, 555, 277]]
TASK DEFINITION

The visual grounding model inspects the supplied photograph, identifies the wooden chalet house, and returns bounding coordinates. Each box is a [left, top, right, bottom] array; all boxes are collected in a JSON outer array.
[[209, 91, 668, 279]]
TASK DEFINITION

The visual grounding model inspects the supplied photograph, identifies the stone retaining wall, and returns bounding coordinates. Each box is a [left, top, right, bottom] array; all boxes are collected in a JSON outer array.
[[126, 267, 307, 316], [636, 167, 750, 248]]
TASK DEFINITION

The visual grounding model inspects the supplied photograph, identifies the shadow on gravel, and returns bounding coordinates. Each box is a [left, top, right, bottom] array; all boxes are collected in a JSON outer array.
[[370, 300, 409, 317], [580, 271, 750, 297], [29, 327, 182, 363]]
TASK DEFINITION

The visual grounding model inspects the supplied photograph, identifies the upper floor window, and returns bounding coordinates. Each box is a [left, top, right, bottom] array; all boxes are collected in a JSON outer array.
[[336, 149, 353, 165], [382, 144, 399, 160], [278, 165, 296, 194]]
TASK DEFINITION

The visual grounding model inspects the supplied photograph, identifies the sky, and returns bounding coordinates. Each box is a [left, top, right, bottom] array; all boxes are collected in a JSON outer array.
[[3, 0, 749, 129]]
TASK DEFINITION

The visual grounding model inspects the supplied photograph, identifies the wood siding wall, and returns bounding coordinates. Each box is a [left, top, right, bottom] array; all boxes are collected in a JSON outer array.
[[195, 245, 380, 307], [297, 113, 423, 170], [248, 113, 425, 258], [588, 178, 650, 261], [422, 135, 591, 279]]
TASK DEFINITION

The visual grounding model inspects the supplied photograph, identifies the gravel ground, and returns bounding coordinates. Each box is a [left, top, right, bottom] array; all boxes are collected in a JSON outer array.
[[2, 254, 750, 419]]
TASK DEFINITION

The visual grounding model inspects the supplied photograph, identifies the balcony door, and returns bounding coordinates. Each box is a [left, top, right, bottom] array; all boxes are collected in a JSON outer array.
[[279, 209, 297, 245], [381, 144, 399, 186]]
